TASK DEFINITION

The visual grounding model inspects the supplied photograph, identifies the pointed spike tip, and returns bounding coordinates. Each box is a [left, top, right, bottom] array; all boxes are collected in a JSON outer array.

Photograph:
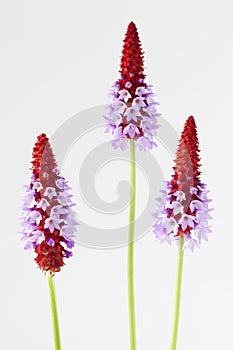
[[127, 21, 137, 30], [186, 115, 196, 125]]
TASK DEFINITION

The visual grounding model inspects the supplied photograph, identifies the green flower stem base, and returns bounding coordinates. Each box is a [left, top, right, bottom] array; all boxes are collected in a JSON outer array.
[[170, 235, 184, 350], [128, 139, 137, 350], [48, 273, 62, 350]]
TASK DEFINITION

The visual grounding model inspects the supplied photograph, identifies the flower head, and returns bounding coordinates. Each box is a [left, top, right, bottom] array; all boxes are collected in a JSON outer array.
[[20, 133, 77, 273], [104, 21, 160, 151], [153, 116, 213, 251]]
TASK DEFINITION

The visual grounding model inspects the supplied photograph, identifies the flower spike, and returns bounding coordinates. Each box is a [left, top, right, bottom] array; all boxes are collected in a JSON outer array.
[[153, 116, 212, 251], [20, 133, 78, 273], [104, 21, 160, 151]]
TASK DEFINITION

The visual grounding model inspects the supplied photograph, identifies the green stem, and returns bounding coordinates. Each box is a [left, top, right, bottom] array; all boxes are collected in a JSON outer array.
[[128, 139, 137, 350], [48, 273, 62, 350], [170, 235, 184, 350]]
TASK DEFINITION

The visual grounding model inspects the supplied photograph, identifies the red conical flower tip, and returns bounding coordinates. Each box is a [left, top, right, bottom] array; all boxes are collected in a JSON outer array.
[[180, 116, 201, 178], [20, 134, 78, 274], [119, 21, 145, 95], [172, 116, 201, 199], [31, 133, 57, 183]]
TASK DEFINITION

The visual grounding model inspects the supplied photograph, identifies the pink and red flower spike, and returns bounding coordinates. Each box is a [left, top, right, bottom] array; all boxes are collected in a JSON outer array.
[[104, 21, 161, 151], [20, 134, 78, 273], [153, 116, 213, 251]]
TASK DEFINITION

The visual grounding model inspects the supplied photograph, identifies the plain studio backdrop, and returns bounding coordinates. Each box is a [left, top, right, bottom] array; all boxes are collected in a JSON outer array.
[[0, 0, 232, 349]]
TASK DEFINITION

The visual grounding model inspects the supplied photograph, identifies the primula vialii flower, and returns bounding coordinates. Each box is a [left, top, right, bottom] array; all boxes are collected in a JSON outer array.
[[153, 116, 212, 251], [104, 21, 160, 151], [20, 133, 78, 273]]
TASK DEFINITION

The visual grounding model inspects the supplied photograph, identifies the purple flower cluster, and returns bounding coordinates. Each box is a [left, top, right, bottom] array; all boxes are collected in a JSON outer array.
[[104, 84, 160, 151], [153, 182, 213, 252], [20, 172, 78, 258]]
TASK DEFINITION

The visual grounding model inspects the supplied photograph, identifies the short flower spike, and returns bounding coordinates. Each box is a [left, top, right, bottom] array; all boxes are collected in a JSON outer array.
[[104, 21, 160, 151], [20, 133, 78, 273], [153, 116, 212, 251]]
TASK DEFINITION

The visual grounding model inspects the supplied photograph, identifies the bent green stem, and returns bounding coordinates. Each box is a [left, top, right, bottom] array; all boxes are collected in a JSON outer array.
[[48, 273, 62, 350], [128, 139, 137, 350], [170, 235, 184, 350]]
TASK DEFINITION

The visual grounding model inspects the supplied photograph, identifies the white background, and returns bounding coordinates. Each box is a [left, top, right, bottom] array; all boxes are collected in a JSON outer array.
[[1, 0, 233, 349]]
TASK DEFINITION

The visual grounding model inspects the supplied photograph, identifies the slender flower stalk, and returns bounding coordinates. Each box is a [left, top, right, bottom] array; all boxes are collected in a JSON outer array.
[[48, 273, 62, 350], [128, 140, 137, 349], [153, 116, 213, 349], [170, 236, 184, 350], [20, 133, 78, 350], [104, 22, 160, 350]]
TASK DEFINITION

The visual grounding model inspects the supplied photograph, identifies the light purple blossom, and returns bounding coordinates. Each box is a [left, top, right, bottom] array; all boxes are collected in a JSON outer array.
[[30, 230, 45, 244], [24, 241, 36, 252], [37, 198, 50, 211], [135, 87, 148, 96], [136, 136, 156, 151], [104, 117, 116, 134], [193, 223, 211, 243], [111, 101, 127, 113], [167, 201, 184, 215], [179, 214, 195, 230], [112, 136, 128, 151], [23, 192, 36, 208], [108, 111, 122, 124], [125, 107, 140, 122], [156, 230, 173, 245], [141, 117, 157, 136], [28, 211, 42, 225], [32, 181, 43, 191], [190, 187, 198, 195], [118, 89, 131, 102], [56, 178, 67, 189], [123, 124, 140, 139], [198, 190, 210, 201], [146, 103, 160, 116], [183, 234, 199, 252], [51, 205, 68, 217], [44, 216, 61, 233], [61, 225, 76, 237], [190, 200, 203, 212], [57, 192, 72, 206], [174, 191, 186, 202], [44, 187, 57, 200], [166, 217, 179, 234], [132, 97, 146, 109], [196, 211, 213, 222]]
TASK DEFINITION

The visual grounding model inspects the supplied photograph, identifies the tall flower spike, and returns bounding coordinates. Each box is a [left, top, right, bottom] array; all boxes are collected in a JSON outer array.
[[153, 116, 213, 251], [20, 133, 78, 273], [104, 21, 160, 151]]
